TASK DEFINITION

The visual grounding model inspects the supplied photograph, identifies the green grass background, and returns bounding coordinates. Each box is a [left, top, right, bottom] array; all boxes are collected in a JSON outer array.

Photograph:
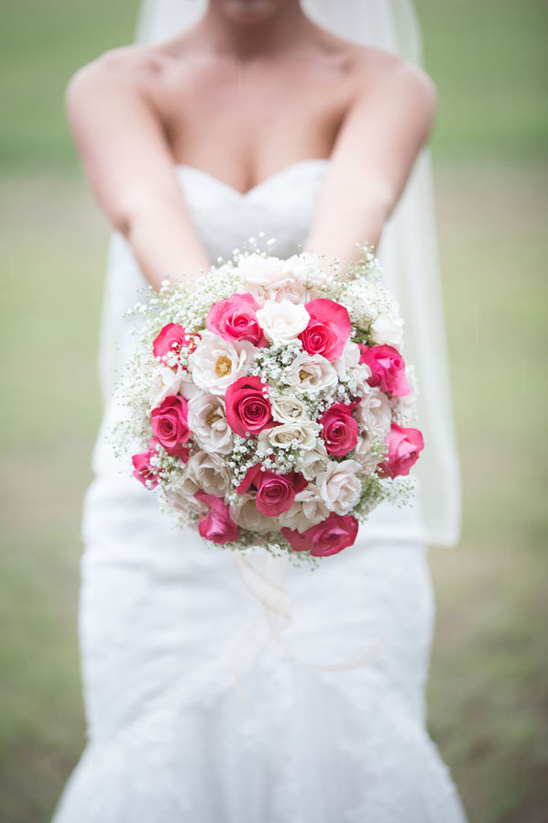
[[0, 1, 547, 821]]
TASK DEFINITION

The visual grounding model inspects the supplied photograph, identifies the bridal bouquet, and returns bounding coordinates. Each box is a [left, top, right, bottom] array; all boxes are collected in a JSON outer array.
[[118, 246, 423, 561]]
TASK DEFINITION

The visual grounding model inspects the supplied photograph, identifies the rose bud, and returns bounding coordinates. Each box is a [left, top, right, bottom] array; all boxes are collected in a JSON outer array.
[[282, 512, 359, 557], [377, 423, 424, 479], [358, 344, 411, 397]]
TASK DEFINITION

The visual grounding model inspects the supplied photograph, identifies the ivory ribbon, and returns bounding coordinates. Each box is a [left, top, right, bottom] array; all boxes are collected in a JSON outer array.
[[231, 548, 381, 699]]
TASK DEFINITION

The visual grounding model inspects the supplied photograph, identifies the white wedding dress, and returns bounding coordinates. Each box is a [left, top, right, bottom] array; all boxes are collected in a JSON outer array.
[[51, 159, 468, 823]]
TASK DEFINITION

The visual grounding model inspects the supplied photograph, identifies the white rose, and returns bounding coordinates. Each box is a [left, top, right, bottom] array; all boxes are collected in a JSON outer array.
[[270, 392, 308, 424], [190, 332, 254, 396], [269, 279, 308, 305], [178, 368, 201, 401], [230, 493, 275, 534], [257, 420, 319, 455], [334, 340, 361, 378], [354, 434, 381, 475], [300, 441, 330, 481], [165, 487, 208, 517], [148, 366, 183, 411], [355, 387, 392, 439], [256, 299, 310, 344], [278, 485, 329, 533], [316, 459, 362, 515], [183, 450, 230, 497], [187, 392, 233, 455], [281, 253, 331, 296], [286, 352, 338, 393], [236, 254, 287, 288], [370, 307, 404, 347]]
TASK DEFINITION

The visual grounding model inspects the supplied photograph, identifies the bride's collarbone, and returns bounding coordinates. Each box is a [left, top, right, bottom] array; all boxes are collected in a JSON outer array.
[[140, 45, 362, 180], [120, 38, 404, 192]]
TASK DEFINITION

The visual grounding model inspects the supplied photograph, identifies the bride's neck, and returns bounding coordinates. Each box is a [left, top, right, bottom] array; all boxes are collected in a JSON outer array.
[[197, 1, 313, 59]]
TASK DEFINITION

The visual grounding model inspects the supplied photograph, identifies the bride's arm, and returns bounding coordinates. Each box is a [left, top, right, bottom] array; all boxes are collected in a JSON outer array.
[[65, 53, 210, 291], [305, 56, 437, 269]]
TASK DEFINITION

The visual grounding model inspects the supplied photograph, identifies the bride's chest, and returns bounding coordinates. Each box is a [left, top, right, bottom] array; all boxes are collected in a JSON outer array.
[[151, 59, 351, 191]]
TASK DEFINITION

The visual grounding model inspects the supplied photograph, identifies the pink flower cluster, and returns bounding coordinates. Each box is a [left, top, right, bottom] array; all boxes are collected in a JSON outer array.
[[130, 274, 424, 559]]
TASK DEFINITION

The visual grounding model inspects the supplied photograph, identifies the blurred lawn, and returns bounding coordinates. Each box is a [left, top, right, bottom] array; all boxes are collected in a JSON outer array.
[[0, 2, 547, 822]]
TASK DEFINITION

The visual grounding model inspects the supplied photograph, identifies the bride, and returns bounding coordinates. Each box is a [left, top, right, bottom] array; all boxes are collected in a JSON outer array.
[[51, 0, 467, 821]]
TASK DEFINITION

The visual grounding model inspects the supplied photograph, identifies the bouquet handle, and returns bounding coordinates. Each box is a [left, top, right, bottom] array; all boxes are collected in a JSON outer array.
[[231, 549, 382, 699]]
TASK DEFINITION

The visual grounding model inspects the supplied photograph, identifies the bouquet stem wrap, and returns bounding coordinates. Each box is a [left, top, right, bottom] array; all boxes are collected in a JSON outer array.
[[231, 548, 382, 698]]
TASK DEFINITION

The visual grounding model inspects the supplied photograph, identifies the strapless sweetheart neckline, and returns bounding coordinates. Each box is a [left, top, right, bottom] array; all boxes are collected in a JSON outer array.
[[175, 157, 330, 199]]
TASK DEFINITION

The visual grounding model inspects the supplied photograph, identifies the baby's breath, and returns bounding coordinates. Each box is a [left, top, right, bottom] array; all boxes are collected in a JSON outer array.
[[113, 244, 421, 564]]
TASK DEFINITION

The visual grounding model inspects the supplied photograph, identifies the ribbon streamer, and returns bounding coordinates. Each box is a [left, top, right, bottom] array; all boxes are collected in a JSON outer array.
[[231, 548, 381, 699]]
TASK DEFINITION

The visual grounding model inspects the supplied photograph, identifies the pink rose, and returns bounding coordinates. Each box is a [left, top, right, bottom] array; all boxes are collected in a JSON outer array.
[[298, 298, 351, 362], [319, 402, 359, 457], [195, 491, 239, 545], [206, 293, 268, 347], [132, 440, 159, 488], [377, 423, 424, 479], [225, 376, 274, 437], [150, 395, 190, 458], [153, 323, 198, 365], [237, 464, 307, 517], [359, 344, 411, 397], [281, 511, 359, 557]]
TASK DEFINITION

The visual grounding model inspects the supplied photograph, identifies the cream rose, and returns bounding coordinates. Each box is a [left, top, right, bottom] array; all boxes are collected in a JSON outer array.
[[354, 434, 381, 475], [355, 387, 392, 439], [190, 332, 254, 396], [316, 459, 362, 515], [270, 392, 308, 424], [299, 441, 330, 481], [187, 392, 233, 455], [257, 420, 319, 455], [286, 352, 338, 393], [182, 450, 230, 497], [165, 486, 208, 517], [256, 298, 310, 344], [278, 485, 329, 533], [229, 492, 276, 534]]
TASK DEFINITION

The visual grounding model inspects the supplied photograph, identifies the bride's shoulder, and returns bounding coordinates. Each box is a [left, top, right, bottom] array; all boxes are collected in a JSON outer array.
[[351, 44, 436, 118], [65, 42, 170, 98], [315, 25, 434, 103], [314, 26, 436, 122]]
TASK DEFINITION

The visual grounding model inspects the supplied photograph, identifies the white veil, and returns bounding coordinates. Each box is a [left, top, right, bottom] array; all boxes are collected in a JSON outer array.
[[132, 0, 462, 549]]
